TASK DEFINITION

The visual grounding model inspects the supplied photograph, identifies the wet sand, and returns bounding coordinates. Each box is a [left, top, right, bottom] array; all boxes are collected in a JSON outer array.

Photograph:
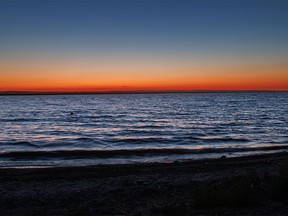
[[1, 152, 288, 215]]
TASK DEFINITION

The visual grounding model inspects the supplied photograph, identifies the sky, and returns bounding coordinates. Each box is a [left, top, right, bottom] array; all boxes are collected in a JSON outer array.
[[0, 0, 288, 92]]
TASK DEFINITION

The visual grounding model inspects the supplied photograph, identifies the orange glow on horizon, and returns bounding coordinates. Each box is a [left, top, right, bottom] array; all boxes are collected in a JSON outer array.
[[1, 60, 287, 92]]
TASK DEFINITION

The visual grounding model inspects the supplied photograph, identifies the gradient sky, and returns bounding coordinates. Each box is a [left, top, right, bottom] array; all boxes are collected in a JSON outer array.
[[1, 0, 288, 92]]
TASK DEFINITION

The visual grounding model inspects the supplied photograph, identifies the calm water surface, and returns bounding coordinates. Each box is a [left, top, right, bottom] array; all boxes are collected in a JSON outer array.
[[0, 92, 287, 167]]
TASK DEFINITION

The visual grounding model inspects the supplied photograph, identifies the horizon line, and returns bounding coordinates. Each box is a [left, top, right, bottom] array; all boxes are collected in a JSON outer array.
[[0, 89, 287, 96]]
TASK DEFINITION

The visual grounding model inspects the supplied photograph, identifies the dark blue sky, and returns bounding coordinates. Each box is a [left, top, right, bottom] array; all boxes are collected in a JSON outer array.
[[1, 1, 288, 92], [1, 1, 288, 62]]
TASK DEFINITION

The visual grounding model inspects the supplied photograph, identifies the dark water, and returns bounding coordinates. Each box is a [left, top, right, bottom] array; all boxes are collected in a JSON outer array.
[[0, 92, 287, 167]]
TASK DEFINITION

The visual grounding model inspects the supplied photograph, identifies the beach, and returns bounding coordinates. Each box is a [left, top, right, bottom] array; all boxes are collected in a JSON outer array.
[[1, 152, 288, 216]]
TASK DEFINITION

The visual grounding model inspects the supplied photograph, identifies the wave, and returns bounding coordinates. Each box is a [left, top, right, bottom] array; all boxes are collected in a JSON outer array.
[[0, 141, 39, 148], [86, 114, 127, 119], [133, 124, 168, 129], [75, 137, 95, 142], [1, 145, 287, 160], [1, 118, 41, 122], [111, 137, 176, 144], [202, 137, 250, 143]]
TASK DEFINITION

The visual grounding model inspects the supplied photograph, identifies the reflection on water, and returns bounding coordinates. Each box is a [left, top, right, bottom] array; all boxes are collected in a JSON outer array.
[[0, 92, 287, 167]]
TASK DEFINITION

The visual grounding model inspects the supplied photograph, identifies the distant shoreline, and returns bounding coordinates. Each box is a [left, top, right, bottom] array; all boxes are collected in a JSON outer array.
[[0, 90, 287, 96]]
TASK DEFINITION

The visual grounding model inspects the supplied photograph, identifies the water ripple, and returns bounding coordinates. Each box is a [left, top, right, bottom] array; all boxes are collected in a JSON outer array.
[[0, 92, 287, 166]]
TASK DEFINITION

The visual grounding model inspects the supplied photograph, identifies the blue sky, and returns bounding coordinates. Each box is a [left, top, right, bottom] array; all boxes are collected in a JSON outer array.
[[0, 0, 288, 91], [1, 1, 288, 60]]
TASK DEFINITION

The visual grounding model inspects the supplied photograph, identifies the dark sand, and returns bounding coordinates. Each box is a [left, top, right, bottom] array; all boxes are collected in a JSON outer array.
[[1, 153, 288, 216]]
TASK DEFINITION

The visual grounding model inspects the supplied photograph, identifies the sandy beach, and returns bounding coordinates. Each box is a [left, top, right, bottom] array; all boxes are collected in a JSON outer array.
[[1, 152, 288, 215]]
